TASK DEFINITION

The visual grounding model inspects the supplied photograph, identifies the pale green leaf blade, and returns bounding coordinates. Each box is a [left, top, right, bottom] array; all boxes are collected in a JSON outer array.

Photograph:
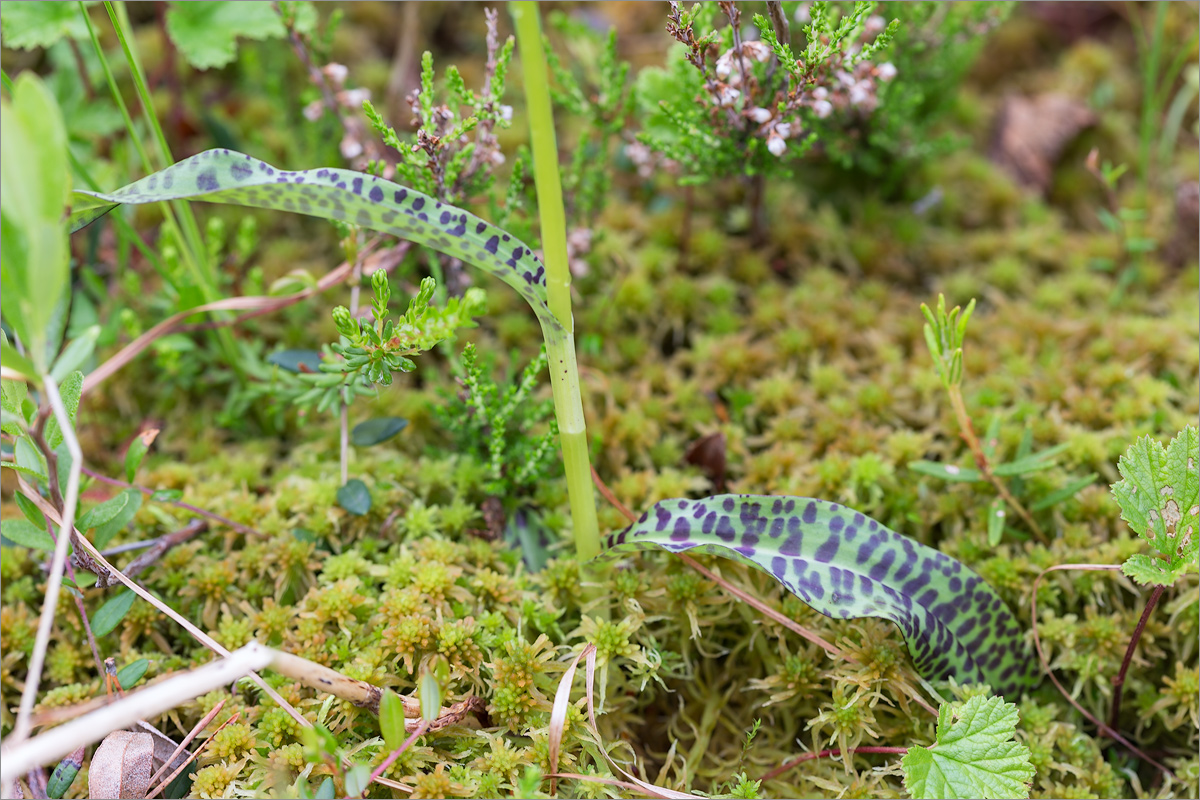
[[68, 150, 557, 334], [602, 495, 1037, 697], [901, 695, 1034, 800], [1, 73, 71, 371], [910, 461, 984, 483], [379, 689, 406, 752], [44, 370, 83, 450], [1, 518, 56, 551]]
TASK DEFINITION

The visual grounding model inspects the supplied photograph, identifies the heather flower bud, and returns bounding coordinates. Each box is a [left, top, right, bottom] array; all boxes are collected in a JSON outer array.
[[716, 85, 742, 107], [864, 15, 886, 36], [748, 107, 773, 124], [876, 62, 897, 81], [302, 100, 325, 122], [812, 99, 833, 119], [767, 132, 787, 157]]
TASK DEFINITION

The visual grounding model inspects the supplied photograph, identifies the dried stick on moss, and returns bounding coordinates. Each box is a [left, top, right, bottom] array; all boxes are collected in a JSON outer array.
[[1030, 564, 1172, 776], [0, 645, 274, 782], [13, 480, 308, 730]]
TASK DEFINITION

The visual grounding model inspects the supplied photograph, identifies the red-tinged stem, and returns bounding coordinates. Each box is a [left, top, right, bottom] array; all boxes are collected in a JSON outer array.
[[360, 721, 429, 798], [762, 746, 909, 782], [1109, 583, 1166, 732]]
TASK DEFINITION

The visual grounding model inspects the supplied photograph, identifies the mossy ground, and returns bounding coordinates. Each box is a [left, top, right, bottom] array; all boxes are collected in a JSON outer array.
[[1, 4, 1198, 799]]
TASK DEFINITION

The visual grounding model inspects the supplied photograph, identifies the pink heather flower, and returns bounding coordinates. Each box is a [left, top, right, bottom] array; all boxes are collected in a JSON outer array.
[[812, 99, 833, 118], [322, 63, 348, 86], [876, 62, 897, 81]]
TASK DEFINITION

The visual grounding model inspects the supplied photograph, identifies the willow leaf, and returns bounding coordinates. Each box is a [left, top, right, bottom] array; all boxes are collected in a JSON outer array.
[[68, 149, 558, 333], [604, 495, 1037, 697]]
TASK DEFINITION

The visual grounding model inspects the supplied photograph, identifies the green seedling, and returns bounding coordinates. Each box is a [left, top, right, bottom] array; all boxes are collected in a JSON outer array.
[[919, 295, 1052, 543]]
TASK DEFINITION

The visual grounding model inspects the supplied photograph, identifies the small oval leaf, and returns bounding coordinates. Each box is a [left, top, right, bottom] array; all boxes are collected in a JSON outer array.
[[351, 417, 409, 447], [380, 688, 407, 752], [267, 349, 323, 373], [91, 590, 137, 637], [603, 494, 1038, 697], [116, 658, 150, 690], [336, 479, 372, 516]]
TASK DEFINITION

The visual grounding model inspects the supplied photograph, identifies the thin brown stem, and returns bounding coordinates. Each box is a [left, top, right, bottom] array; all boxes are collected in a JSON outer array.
[[1030, 564, 1172, 776], [67, 37, 96, 101], [1108, 583, 1166, 732], [761, 746, 909, 783], [948, 387, 1046, 542]]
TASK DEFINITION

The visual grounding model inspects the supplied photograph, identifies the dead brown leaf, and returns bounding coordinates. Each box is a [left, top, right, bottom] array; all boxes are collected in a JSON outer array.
[[991, 93, 1096, 192], [89, 731, 154, 799]]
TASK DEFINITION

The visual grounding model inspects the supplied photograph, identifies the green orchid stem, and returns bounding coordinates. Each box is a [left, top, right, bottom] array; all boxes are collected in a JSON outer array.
[[511, 3, 601, 565]]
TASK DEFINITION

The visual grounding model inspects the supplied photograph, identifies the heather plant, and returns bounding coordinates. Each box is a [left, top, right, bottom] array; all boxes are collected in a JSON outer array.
[[633, 2, 1009, 235]]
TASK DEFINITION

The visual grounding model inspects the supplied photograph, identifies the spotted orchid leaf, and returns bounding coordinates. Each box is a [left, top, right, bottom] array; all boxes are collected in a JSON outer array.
[[68, 149, 558, 335], [603, 495, 1038, 697]]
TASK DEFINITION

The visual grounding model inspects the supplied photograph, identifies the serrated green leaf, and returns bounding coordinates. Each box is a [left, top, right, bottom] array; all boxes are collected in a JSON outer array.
[[1112, 427, 1199, 580], [164, 2, 287, 70], [44, 370, 83, 450], [910, 460, 983, 483], [337, 479, 372, 516], [91, 589, 137, 636], [1, 518, 56, 551], [380, 689, 406, 752], [603, 495, 1037, 697], [901, 695, 1034, 799], [1120, 553, 1192, 587], [0, 2, 95, 50]]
